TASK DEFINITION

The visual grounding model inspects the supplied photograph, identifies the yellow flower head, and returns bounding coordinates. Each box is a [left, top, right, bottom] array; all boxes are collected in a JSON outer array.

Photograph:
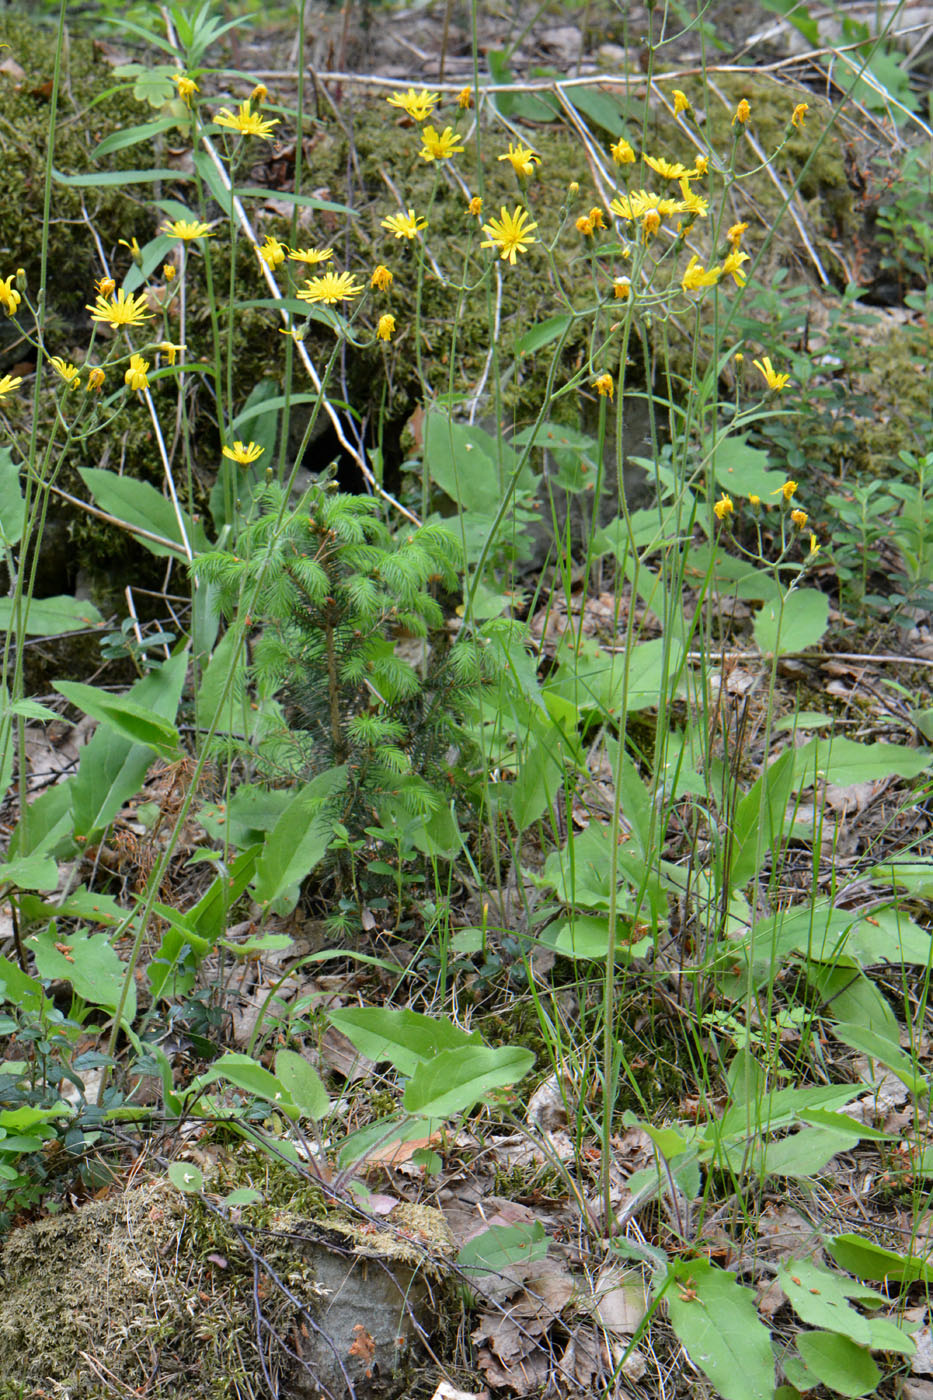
[[377, 313, 396, 342], [50, 356, 81, 388], [386, 87, 439, 122], [172, 73, 198, 104], [381, 209, 428, 240], [791, 508, 808, 529], [592, 373, 614, 400], [774, 479, 798, 501], [791, 102, 809, 129], [288, 246, 334, 266], [588, 207, 606, 229], [732, 98, 751, 125], [157, 341, 185, 366], [610, 189, 686, 222], [734, 351, 744, 364], [87, 287, 154, 329], [161, 218, 214, 241], [694, 154, 709, 175], [713, 493, 734, 522], [722, 248, 750, 287], [0, 275, 21, 317], [214, 99, 279, 139], [250, 83, 268, 104], [642, 208, 661, 237], [124, 354, 150, 392], [611, 136, 635, 164], [754, 356, 791, 391], [645, 154, 695, 180], [677, 177, 709, 218], [576, 215, 595, 236], [498, 142, 541, 178], [419, 125, 465, 161], [222, 440, 264, 464], [809, 533, 820, 555], [85, 366, 105, 393], [569, 181, 579, 195], [257, 236, 287, 270], [95, 275, 116, 298], [371, 264, 393, 291], [681, 255, 721, 292], [296, 270, 366, 305], [749, 493, 761, 508], [613, 275, 631, 300], [468, 195, 483, 217], [480, 205, 538, 265], [673, 89, 690, 115], [727, 221, 749, 250], [0, 373, 23, 397], [119, 236, 142, 264], [163, 263, 176, 281], [457, 87, 474, 109]]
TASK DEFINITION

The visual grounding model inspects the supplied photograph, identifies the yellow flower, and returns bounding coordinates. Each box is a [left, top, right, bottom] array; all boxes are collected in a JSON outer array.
[[713, 493, 734, 521], [457, 87, 473, 109], [85, 366, 105, 393], [419, 125, 465, 161], [163, 263, 176, 281], [377, 313, 395, 342], [250, 83, 268, 103], [381, 209, 428, 239], [809, 533, 820, 555], [124, 354, 150, 392], [119, 236, 142, 264], [370, 264, 393, 291], [288, 246, 334, 266], [773, 479, 798, 501], [87, 287, 153, 329], [673, 89, 690, 115], [642, 208, 661, 237], [498, 142, 541, 178], [468, 195, 483, 217], [645, 154, 695, 180], [49, 356, 81, 388], [0, 373, 22, 397], [677, 178, 709, 219], [734, 351, 744, 364], [576, 215, 595, 236], [0, 274, 21, 316], [95, 275, 117, 298], [610, 189, 686, 221], [568, 181, 579, 195], [588, 207, 605, 229], [681, 255, 720, 292], [727, 221, 749, 248], [613, 275, 631, 300], [222, 440, 264, 464], [386, 87, 439, 122], [157, 341, 185, 365], [749, 493, 761, 508], [214, 99, 279, 138], [721, 248, 750, 287], [172, 73, 198, 104], [480, 205, 538, 265], [694, 154, 709, 175], [257, 236, 287, 270], [732, 98, 751, 125], [592, 373, 613, 399], [611, 136, 635, 164], [296, 270, 366, 305], [791, 508, 808, 529], [754, 356, 791, 391], [791, 102, 809, 129], [161, 218, 214, 241]]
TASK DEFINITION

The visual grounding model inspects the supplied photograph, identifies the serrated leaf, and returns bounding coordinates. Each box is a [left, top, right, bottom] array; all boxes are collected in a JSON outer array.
[[664, 1259, 775, 1400], [30, 926, 135, 1019], [778, 1259, 882, 1344], [795, 1331, 880, 1397]]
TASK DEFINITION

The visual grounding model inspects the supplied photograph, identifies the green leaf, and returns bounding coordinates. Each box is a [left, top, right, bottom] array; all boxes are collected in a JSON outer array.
[[712, 433, 789, 499], [831, 1022, 927, 1095], [0, 594, 104, 637], [794, 736, 931, 786], [729, 748, 795, 887], [29, 926, 135, 1020], [53, 167, 191, 187], [0, 855, 59, 891], [563, 83, 628, 132], [79, 467, 210, 560], [753, 589, 829, 656], [235, 187, 354, 215], [795, 1331, 880, 1397], [251, 768, 347, 912], [328, 1007, 478, 1077], [807, 965, 899, 1040], [189, 1052, 290, 1109], [664, 1259, 774, 1400], [168, 1161, 204, 1193], [274, 1049, 330, 1119], [0, 449, 24, 547], [778, 1259, 882, 1344], [515, 314, 573, 356], [92, 115, 180, 157], [828, 1233, 933, 1284], [750, 1125, 861, 1179], [457, 1221, 548, 1278], [54, 682, 181, 760], [403, 1044, 534, 1118]]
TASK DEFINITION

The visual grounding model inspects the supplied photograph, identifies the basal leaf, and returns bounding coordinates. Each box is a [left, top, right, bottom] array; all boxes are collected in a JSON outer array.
[[403, 1044, 534, 1118], [664, 1259, 774, 1400], [795, 1331, 880, 1397], [328, 1007, 478, 1077]]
